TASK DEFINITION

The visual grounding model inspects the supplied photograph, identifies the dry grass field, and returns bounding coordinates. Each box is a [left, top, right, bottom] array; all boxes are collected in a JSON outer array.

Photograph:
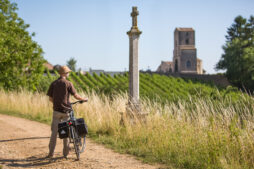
[[0, 89, 254, 169]]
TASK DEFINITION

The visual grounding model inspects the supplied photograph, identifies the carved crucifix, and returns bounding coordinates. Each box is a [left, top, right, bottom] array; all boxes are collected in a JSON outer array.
[[131, 7, 139, 27]]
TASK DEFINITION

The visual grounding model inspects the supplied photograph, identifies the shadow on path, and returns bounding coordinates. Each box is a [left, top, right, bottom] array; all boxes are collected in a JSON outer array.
[[0, 137, 50, 143], [0, 154, 72, 168]]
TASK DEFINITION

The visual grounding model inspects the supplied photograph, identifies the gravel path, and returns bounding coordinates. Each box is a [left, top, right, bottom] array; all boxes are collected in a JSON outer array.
[[0, 114, 164, 169]]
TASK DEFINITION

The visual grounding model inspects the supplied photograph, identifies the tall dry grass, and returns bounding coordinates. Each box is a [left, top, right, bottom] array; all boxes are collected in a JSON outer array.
[[0, 89, 254, 169]]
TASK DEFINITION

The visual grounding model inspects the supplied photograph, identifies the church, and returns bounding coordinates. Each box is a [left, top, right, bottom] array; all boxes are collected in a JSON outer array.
[[157, 28, 203, 74]]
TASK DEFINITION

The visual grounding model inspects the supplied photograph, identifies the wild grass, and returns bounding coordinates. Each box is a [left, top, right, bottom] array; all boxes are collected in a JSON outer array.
[[0, 89, 254, 169]]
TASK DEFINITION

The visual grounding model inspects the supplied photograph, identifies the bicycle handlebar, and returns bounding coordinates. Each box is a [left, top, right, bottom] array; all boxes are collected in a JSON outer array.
[[70, 100, 87, 105]]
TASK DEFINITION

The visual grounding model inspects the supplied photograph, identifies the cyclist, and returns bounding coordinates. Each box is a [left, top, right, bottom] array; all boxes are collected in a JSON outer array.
[[46, 65, 88, 158]]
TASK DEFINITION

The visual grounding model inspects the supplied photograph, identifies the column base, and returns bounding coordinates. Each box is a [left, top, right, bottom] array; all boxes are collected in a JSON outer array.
[[119, 101, 148, 126]]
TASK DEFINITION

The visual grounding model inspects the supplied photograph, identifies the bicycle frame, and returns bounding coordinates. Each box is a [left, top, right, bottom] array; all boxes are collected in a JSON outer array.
[[67, 110, 76, 144], [65, 100, 86, 160]]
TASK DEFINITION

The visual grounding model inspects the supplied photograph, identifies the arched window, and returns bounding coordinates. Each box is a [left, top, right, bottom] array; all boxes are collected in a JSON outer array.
[[186, 60, 191, 68]]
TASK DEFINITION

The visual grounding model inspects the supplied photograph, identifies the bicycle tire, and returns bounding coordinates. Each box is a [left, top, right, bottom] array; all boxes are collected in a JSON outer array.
[[74, 131, 86, 153], [71, 126, 80, 160], [80, 136, 86, 153]]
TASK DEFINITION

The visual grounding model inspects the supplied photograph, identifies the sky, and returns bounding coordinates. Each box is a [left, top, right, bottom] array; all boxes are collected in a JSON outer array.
[[13, 0, 254, 74]]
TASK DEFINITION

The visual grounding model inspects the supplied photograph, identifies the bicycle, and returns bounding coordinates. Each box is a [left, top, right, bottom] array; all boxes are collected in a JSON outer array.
[[58, 100, 88, 160]]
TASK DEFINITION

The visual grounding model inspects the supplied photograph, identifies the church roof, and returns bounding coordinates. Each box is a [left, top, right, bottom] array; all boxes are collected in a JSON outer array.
[[175, 27, 194, 32], [161, 61, 172, 65], [44, 61, 54, 70]]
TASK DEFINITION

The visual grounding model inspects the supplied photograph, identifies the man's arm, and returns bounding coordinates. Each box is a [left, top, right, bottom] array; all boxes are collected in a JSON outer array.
[[69, 81, 88, 102], [47, 82, 54, 103], [74, 93, 88, 102]]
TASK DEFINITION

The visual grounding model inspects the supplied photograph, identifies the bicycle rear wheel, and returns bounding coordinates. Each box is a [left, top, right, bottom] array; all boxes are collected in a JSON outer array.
[[71, 126, 80, 160], [74, 132, 86, 153], [79, 136, 86, 153]]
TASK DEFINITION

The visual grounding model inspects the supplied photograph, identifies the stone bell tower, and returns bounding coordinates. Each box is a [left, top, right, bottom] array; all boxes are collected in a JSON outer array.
[[173, 28, 197, 74]]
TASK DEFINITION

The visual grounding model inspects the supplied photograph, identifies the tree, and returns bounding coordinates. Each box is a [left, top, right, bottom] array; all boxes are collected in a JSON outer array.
[[216, 15, 254, 92], [0, 0, 45, 91], [67, 57, 77, 72]]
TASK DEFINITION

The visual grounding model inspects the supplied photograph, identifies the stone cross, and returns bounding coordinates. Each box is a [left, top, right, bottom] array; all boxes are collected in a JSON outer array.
[[131, 7, 138, 28], [127, 7, 142, 110]]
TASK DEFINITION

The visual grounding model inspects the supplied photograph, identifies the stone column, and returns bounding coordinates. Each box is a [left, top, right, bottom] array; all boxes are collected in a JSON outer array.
[[127, 7, 142, 110]]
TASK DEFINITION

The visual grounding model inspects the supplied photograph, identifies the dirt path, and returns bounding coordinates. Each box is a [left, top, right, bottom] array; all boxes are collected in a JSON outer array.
[[0, 114, 164, 169]]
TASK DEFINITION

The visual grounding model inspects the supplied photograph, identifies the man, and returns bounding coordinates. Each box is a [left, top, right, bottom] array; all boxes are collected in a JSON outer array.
[[47, 65, 88, 158]]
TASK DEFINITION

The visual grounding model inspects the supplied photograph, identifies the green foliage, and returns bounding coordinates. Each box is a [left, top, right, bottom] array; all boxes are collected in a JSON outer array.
[[41, 71, 246, 106], [66, 57, 77, 72], [36, 70, 58, 92], [36, 74, 53, 93], [0, 0, 45, 91], [216, 15, 254, 92], [70, 72, 88, 92], [39, 70, 246, 106], [79, 73, 94, 89]]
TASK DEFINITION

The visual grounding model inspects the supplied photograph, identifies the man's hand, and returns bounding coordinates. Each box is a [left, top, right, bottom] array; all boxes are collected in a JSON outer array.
[[82, 97, 88, 102], [74, 93, 88, 102]]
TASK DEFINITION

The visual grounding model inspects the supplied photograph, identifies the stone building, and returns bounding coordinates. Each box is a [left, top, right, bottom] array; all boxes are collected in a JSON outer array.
[[157, 61, 173, 73], [157, 28, 203, 74]]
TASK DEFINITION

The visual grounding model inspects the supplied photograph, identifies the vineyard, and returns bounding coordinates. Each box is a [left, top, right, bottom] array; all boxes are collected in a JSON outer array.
[[38, 70, 242, 104]]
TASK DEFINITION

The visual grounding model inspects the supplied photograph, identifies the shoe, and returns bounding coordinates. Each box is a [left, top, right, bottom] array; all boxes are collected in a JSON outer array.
[[46, 154, 53, 158], [63, 155, 68, 159]]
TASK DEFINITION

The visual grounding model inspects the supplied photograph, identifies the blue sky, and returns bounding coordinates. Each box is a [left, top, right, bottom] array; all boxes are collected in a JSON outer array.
[[14, 0, 254, 74]]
